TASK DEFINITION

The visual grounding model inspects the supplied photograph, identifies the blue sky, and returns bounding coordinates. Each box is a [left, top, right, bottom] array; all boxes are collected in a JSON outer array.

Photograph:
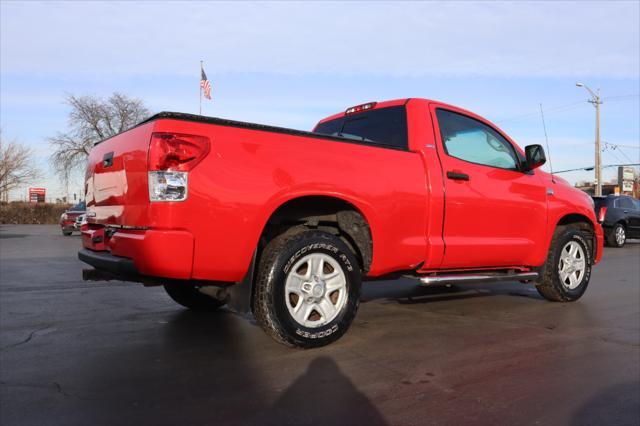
[[1, 1, 639, 200]]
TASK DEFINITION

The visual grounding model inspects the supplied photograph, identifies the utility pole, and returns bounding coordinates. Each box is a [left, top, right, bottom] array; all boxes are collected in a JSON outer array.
[[576, 82, 603, 196], [591, 89, 603, 197]]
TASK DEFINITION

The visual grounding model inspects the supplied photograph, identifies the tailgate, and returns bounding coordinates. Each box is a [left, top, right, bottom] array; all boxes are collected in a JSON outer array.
[[85, 122, 155, 227]]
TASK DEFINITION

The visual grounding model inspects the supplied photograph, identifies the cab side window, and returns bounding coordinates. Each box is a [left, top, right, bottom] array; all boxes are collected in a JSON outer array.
[[436, 109, 519, 170]]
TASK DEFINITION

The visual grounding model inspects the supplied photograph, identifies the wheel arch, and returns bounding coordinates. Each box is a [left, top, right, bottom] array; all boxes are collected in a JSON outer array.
[[257, 194, 375, 274], [614, 219, 628, 229], [552, 213, 597, 261], [228, 193, 375, 318], [555, 213, 595, 231]]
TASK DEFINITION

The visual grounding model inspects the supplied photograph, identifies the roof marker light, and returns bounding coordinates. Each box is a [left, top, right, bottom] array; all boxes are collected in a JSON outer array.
[[345, 102, 377, 115]]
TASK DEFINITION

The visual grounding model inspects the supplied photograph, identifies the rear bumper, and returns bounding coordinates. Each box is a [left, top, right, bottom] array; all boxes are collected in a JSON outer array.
[[78, 248, 137, 276], [60, 220, 77, 231], [80, 227, 194, 279]]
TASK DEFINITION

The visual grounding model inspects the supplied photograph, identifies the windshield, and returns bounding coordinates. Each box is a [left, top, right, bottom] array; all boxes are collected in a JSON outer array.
[[314, 106, 408, 149]]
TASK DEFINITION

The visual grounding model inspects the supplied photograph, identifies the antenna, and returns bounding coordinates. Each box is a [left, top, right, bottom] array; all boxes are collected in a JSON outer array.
[[539, 103, 555, 180]]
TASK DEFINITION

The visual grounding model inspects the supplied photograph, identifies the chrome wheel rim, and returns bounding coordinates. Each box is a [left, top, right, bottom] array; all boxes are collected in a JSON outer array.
[[284, 253, 348, 328], [558, 241, 586, 290], [615, 226, 625, 246]]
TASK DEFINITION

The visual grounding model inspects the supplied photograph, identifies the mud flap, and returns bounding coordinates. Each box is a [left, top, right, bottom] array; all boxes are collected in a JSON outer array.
[[226, 252, 256, 320]]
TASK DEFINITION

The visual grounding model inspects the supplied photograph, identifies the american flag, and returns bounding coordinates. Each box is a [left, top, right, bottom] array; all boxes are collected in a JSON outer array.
[[201, 67, 211, 100]]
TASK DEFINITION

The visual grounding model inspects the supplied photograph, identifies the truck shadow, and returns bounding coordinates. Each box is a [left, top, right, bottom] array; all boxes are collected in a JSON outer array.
[[261, 357, 388, 426], [571, 381, 640, 426], [159, 311, 386, 425], [80, 308, 386, 425]]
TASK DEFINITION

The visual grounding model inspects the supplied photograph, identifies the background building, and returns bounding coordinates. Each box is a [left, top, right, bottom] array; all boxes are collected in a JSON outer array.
[[575, 166, 639, 198]]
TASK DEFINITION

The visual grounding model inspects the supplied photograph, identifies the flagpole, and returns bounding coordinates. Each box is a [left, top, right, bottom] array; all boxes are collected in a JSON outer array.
[[199, 60, 203, 115]]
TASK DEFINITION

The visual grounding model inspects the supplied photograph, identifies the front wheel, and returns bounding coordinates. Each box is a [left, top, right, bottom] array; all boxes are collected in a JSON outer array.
[[607, 224, 626, 248], [536, 228, 592, 302], [253, 230, 361, 348]]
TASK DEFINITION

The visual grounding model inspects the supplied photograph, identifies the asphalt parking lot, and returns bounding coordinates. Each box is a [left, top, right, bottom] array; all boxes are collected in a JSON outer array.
[[1, 225, 639, 426]]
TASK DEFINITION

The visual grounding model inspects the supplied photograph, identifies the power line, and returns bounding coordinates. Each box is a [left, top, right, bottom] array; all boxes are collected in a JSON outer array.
[[495, 94, 639, 125], [602, 141, 640, 150], [496, 100, 587, 124], [611, 147, 634, 164], [602, 94, 640, 101], [602, 142, 639, 164], [553, 163, 640, 174], [603, 147, 625, 165]]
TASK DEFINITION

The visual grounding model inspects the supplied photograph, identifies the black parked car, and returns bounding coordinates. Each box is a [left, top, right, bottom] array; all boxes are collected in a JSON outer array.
[[593, 195, 640, 247]]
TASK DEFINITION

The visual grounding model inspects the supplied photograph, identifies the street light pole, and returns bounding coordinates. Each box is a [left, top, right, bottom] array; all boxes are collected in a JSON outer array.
[[576, 82, 603, 196], [594, 92, 602, 196]]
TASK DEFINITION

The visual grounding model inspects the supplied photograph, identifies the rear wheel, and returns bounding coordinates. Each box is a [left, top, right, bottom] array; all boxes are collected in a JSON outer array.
[[253, 230, 361, 348], [62, 230, 72, 236], [607, 223, 626, 248], [536, 227, 592, 302], [163, 284, 226, 311]]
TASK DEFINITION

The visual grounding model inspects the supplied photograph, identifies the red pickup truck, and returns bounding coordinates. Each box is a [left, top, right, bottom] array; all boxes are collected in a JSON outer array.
[[79, 98, 603, 348]]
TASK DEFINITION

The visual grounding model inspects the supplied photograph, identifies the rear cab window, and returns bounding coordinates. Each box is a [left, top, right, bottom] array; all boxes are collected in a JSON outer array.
[[314, 106, 408, 150], [593, 197, 608, 211]]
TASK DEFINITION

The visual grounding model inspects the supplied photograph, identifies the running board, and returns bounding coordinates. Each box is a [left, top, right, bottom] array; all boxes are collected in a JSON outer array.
[[416, 271, 539, 286]]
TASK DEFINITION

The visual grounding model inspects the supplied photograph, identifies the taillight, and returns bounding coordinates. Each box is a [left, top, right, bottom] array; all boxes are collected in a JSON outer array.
[[148, 132, 209, 202], [598, 207, 607, 223], [148, 132, 210, 171]]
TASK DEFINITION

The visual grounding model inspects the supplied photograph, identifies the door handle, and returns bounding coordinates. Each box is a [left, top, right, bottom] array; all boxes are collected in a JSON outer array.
[[446, 171, 470, 181]]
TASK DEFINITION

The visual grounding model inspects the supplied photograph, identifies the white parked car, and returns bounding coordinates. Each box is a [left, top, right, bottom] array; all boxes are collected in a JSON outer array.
[[74, 214, 86, 230]]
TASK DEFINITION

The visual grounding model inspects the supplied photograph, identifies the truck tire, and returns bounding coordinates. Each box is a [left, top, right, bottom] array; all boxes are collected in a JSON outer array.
[[606, 223, 626, 248], [535, 227, 592, 302], [163, 284, 226, 311], [253, 230, 361, 348]]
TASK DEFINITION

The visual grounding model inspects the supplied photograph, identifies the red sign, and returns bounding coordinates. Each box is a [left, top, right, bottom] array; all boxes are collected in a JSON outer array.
[[28, 187, 46, 203]]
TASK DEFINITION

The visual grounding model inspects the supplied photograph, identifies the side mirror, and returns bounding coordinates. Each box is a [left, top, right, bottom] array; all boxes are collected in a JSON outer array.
[[524, 144, 546, 171]]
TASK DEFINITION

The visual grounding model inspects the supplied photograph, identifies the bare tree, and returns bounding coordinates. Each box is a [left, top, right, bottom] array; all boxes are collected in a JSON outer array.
[[0, 132, 40, 201], [49, 93, 150, 179]]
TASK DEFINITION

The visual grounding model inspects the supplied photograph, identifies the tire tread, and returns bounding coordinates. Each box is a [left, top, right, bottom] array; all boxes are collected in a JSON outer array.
[[253, 232, 300, 346]]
